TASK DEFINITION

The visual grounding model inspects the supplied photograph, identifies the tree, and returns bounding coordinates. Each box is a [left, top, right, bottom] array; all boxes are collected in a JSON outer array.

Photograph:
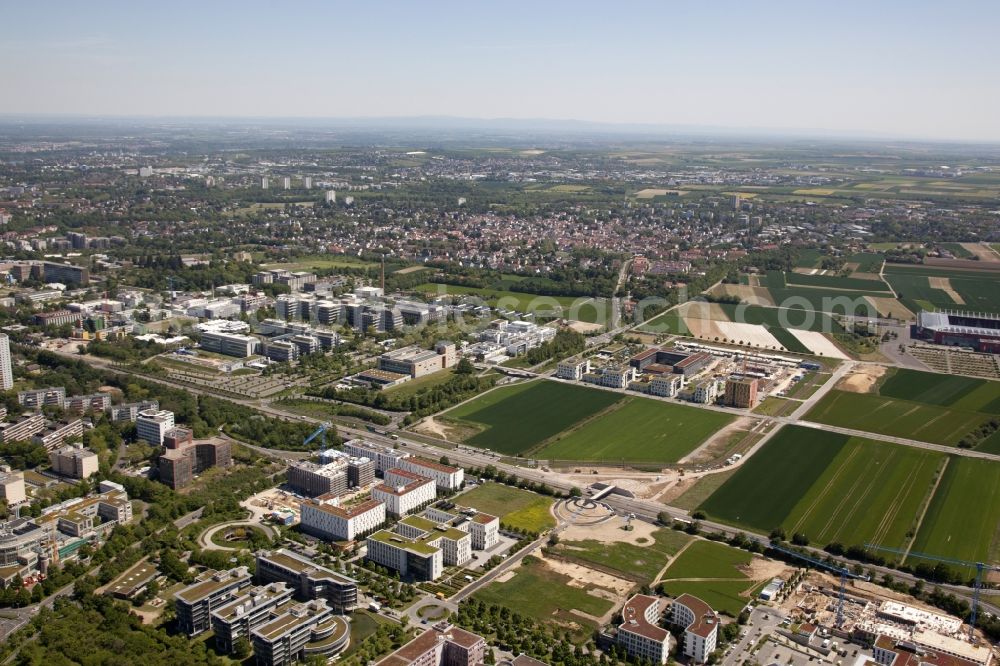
[[455, 358, 475, 374], [233, 637, 252, 659], [569, 487, 582, 498]]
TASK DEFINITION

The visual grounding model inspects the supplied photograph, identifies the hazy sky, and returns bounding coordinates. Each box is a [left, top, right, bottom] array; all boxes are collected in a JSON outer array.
[[2, 1, 999, 141]]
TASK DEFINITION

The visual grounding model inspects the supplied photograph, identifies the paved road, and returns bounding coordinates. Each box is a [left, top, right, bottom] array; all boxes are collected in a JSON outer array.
[[36, 344, 1000, 616]]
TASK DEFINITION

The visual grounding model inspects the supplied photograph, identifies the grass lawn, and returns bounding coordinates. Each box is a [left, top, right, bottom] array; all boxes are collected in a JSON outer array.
[[781, 438, 944, 548], [534, 396, 733, 464], [910, 457, 1000, 565], [753, 397, 797, 417], [670, 468, 739, 512], [552, 530, 692, 584], [473, 558, 613, 625], [659, 579, 759, 617], [457, 483, 556, 533], [384, 368, 455, 399], [443, 380, 623, 455], [804, 390, 989, 446], [661, 540, 751, 580], [699, 426, 848, 533]]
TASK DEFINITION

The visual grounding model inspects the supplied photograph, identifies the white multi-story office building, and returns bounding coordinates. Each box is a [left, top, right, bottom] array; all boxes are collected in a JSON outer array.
[[299, 498, 385, 542], [0, 334, 12, 391], [649, 374, 684, 398], [200, 331, 259, 358], [556, 358, 591, 381], [424, 502, 499, 551], [373, 469, 436, 517], [0, 467, 25, 504], [618, 595, 673, 665], [136, 409, 175, 445], [343, 439, 409, 473], [365, 529, 443, 581], [397, 457, 463, 491], [396, 515, 471, 567], [670, 594, 719, 664]]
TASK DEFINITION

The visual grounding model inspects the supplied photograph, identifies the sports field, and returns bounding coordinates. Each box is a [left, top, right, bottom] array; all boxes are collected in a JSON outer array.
[[442, 381, 623, 454], [457, 482, 556, 533], [910, 457, 1000, 566], [535, 396, 733, 463]]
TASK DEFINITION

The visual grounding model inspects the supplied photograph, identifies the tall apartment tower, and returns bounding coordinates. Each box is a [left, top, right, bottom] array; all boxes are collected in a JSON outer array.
[[325, 190, 336, 203], [0, 334, 12, 391], [261, 176, 270, 189], [282, 177, 291, 190], [303, 176, 312, 189]]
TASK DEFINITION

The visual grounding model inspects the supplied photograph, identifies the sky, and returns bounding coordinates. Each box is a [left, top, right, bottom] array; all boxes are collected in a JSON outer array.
[[2, 0, 999, 142]]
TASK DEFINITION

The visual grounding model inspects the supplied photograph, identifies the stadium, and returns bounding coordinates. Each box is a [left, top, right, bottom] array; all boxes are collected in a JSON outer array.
[[914, 310, 1000, 352]]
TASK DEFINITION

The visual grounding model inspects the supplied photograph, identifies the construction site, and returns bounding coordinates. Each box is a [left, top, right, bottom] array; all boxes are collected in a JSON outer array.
[[772, 570, 995, 666]]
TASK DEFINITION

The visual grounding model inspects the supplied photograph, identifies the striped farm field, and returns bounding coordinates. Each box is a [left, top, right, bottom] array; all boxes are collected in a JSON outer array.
[[782, 438, 944, 548], [535, 396, 733, 464], [910, 457, 1000, 565], [441, 380, 622, 455], [699, 426, 847, 533], [803, 390, 989, 446]]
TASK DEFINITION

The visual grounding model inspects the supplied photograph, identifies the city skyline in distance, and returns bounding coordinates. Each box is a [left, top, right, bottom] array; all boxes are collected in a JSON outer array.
[[1, 0, 999, 143]]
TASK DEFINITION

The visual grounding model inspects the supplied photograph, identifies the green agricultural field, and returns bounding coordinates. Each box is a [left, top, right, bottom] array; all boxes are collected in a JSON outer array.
[[534, 397, 733, 464], [474, 557, 614, 625], [784, 272, 892, 293], [699, 426, 847, 533], [553, 530, 692, 584], [804, 390, 990, 446], [884, 267, 1000, 315], [910, 457, 1000, 565], [659, 580, 760, 617], [714, 303, 844, 354], [442, 380, 622, 454], [661, 540, 751, 580], [845, 252, 885, 273], [879, 368, 1000, 411], [637, 309, 690, 335], [761, 271, 887, 316], [782, 439, 944, 548], [457, 483, 555, 533]]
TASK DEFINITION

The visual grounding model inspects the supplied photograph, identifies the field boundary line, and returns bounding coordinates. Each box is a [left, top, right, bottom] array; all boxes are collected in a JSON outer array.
[[815, 446, 876, 543], [522, 395, 630, 458], [904, 456, 950, 561], [652, 538, 696, 584]]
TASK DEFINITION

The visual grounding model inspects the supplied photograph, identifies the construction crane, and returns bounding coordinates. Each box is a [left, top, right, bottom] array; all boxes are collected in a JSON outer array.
[[302, 422, 332, 450], [769, 542, 870, 628], [865, 543, 1000, 640]]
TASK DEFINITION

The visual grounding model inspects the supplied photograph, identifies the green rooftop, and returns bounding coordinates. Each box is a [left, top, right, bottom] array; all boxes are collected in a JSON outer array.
[[368, 530, 440, 556]]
